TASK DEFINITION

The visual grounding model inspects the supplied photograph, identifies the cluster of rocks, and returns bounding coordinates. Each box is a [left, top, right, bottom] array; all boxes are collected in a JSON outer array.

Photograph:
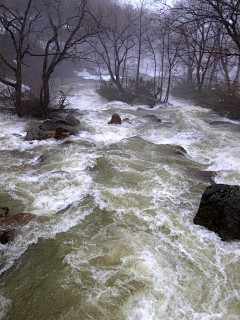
[[26, 114, 81, 141]]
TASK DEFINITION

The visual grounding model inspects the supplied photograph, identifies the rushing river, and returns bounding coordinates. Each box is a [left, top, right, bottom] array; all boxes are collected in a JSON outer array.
[[0, 76, 240, 320]]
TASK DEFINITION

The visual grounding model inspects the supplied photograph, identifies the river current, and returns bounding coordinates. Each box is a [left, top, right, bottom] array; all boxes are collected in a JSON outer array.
[[0, 76, 240, 319]]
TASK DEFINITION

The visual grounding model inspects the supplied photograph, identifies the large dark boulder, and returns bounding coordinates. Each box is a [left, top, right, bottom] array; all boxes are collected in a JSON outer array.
[[194, 184, 240, 240]]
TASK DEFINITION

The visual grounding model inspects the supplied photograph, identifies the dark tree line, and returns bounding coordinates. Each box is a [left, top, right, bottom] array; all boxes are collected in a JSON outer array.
[[0, 0, 240, 117]]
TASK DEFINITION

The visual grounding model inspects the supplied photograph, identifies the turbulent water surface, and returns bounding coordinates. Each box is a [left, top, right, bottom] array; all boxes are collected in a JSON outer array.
[[0, 77, 240, 319]]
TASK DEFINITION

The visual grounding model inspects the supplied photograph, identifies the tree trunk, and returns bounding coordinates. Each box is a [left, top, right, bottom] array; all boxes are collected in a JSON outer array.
[[115, 77, 125, 95], [15, 84, 23, 117], [14, 59, 23, 117], [40, 77, 50, 117], [135, 7, 143, 94], [220, 55, 231, 88], [196, 65, 203, 96], [164, 66, 172, 103], [233, 56, 240, 86]]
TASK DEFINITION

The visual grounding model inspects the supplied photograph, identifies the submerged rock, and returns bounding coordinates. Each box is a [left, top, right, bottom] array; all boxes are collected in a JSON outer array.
[[0, 207, 9, 218], [164, 144, 187, 156], [194, 184, 240, 241], [142, 115, 161, 122], [0, 212, 36, 228], [108, 113, 121, 124], [0, 212, 36, 244], [0, 212, 49, 244], [187, 170, 216, 184], [0, 230, 14, 244]]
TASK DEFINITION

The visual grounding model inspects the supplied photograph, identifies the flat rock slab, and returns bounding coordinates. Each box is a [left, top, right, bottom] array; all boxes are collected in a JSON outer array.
[[194, 184, 240, 240]]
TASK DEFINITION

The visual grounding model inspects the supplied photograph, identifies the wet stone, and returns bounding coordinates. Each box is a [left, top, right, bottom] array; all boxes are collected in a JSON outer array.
[[108, 113, 121, 124], [194, 184, 240, 241]]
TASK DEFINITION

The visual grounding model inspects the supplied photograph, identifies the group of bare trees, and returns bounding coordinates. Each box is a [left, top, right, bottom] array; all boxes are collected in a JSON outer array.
[[0, 0, 240, 117], [172, 0, 240, 96], [0, 0, 94, 116]]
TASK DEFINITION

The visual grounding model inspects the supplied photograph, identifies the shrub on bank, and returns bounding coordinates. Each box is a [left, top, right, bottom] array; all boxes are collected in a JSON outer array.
[[97, 80, 119, 101]]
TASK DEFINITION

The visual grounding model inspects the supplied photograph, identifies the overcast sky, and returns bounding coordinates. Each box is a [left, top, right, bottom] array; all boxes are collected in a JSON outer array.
[[127, 0, 173, 8]]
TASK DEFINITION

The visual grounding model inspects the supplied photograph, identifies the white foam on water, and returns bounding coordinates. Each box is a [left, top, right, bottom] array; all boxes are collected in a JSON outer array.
[[0, 293, 11, 319], [0, 206, 92, 276]]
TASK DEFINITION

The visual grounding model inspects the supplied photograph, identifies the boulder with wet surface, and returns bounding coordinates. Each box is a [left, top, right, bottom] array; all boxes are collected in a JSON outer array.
[[194, 184, 240, 241], [108, 113, 122, 124]]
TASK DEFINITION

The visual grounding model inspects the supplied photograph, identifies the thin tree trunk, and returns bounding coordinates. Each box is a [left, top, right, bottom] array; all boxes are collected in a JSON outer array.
[[233, 56, 240, 86], [15, 58, 23, 117]]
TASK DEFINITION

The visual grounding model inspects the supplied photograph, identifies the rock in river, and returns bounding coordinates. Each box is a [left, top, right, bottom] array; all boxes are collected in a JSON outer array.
[[108, 113, 121, 124], [194, 184, 240, 241], [0, 212, 49, 244]]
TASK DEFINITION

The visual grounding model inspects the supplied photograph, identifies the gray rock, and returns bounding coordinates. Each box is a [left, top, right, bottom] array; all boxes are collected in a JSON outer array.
[[39, 120, 59, 131], [25, 128, 44, 141], [64, 115, 80, 126]]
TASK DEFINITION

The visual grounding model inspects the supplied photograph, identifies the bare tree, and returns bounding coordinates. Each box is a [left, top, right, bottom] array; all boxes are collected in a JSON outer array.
[[202, 0, 240, 55], [0, 0, 40, 116], [89, 0, 136, 97], [36, 0, 92, 115], [147, 9, 182, 102], [216, 28, 240, 87], [134, 0, 152, 93]]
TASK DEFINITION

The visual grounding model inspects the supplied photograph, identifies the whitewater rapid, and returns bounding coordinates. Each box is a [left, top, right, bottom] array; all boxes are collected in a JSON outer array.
[[0, 76, 239, 319]]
